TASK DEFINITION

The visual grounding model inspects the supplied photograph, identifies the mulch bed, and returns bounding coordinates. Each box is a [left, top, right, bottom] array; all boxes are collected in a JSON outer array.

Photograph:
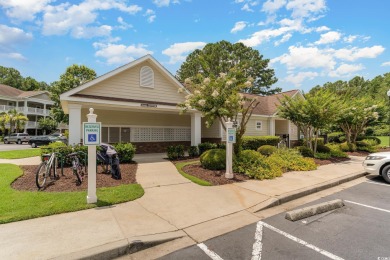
[[313, 157, 351, 166], [182, 162, 250, 185], [12, 163, 138, 192]]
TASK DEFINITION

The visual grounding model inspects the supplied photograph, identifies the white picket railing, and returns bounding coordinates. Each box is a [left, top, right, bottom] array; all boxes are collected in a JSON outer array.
[[0, 105, 49, 115]]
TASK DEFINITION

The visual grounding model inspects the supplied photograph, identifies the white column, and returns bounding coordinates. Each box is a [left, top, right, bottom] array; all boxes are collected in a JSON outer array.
[[269, 118, 275, 136], [225, 119, 234, 179], [68, 104, 82, 145], [191, 113, 201, 146], [24, 100, 28, 114], [87, 108, 97, 204]]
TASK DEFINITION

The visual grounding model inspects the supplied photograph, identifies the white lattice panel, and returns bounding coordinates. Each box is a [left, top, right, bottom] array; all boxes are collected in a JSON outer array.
[[164, 128, 175, 141], [174, 128, 191, 141], [130, 127, 190, 142], [151, 128, 164, 141]]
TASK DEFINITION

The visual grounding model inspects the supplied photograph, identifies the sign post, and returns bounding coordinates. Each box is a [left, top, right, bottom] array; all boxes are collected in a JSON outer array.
[[225, 118, 235, 179], [83, 108, 100, 204]]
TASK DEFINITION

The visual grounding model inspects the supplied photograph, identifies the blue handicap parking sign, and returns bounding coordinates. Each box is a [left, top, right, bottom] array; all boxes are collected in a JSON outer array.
[[88, 134, 97, 142]]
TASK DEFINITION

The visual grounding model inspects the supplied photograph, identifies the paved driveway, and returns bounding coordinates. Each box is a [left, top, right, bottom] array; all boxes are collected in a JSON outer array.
[[0, 143, 32, 151]]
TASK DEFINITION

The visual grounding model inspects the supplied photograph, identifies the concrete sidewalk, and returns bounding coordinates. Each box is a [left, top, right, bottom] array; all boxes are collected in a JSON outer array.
[[0, 155, 367, 260]]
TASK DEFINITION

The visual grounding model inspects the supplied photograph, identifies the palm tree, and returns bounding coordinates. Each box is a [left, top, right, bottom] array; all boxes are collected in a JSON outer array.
[[6, 109, 28, 133], [0, 112, 8, 135]]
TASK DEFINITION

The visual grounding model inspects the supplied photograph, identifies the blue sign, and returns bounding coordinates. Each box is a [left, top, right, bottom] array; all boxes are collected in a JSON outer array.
[[88, 134, 97, 142]]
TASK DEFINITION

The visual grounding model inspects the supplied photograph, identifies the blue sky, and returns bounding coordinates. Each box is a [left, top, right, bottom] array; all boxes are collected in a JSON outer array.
[[1, 0, 390, 93]]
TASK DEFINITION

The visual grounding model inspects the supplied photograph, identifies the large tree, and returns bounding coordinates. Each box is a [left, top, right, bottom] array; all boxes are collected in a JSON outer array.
[[50, 64, 97, 123], [176, 40, 279, 95], [38, 117, 58, 135], [0, 66, 23, 88], [179, 70, 259, 155]]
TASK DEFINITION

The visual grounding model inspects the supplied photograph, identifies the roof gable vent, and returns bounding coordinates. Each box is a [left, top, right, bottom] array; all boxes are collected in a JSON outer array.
[[140, 66, 154, 88]]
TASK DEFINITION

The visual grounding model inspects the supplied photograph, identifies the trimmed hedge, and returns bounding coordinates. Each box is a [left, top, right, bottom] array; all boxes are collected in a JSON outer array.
[[328, 132, 344, 143], [198, 142, 218, 155], [357, 136, 381, 145], [340, 142, 357, 152], [188, 146, 199, 157], [296, 146, 314, 157], [167, 145, 185, 160], [317, 144, 331, 153], [114, 143, 136, 163], [200, 149, 226, 170], [257, 145, 277, 156], [241, 136, 280, 151]]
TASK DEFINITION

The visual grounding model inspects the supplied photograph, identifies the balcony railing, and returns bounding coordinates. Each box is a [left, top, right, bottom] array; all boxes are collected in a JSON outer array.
[[0, 105, 50, 116], [26, 121, 38, 128]]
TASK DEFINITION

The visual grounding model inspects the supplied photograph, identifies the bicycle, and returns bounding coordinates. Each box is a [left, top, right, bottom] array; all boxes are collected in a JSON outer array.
[[36, 150, 61, 189], [67, 152, 86, 185]]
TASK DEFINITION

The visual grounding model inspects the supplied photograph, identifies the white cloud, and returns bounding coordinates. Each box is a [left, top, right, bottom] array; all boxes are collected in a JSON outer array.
[[274, 33, 292, 46], [242, 3, 254, 12], [239, 24, 299, 47], [0, 0, 52, 21], [381, 61, 390, 67], [315, 26, 330, 32], [144, 9, 156, 23], [162, 42, 207, 64], [329, 63, 364, 77], [343, 35, 357, 43], [93, 42, 153, 65], [271, 46, 336, 71], [0, 25, 33, 45], [262, 0, 286, 13], [72, 25, 112, 39], [314, 31, 341, 45], [0, 52, 27, 61], [153, 0, 181, 7], [332, 45, 385, 61], [231, 21, 247, 33], [42, 0, 141, 37], [285, 71, 318, 86], [117, 17, 133, 30], [286, 0, 327, 19]]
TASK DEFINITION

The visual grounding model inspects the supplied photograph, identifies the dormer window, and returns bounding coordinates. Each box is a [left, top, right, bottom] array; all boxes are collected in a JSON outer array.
[[140, 66, 154, 88]]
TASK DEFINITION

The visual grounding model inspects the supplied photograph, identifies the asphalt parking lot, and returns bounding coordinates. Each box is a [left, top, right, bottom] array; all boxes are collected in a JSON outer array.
[[0, 143, 32, 151], [160, 175, 390, 260]]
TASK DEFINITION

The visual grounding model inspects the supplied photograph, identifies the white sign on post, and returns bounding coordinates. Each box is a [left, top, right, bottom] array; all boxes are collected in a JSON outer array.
[[83, 122, 101, 146], [227, 128, 236, 144]]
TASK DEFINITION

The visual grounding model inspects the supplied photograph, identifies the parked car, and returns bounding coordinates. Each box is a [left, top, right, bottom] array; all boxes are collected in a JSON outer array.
[[4, 133, 30, 144], [28, 135, 63, 148], [363, 152, 390, 183]]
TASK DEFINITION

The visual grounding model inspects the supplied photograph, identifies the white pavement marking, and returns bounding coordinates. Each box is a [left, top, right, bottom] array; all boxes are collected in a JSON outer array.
[[366, 181, 390, 187], [197, 243, 224, 260], [259, 221, 344, 260], [251, 221, 263, 260], [344, 200, 390, 214]]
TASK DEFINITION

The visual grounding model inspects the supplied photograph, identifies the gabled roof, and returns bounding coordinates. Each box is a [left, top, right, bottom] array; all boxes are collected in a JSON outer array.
[[244, 89, 301, 116], [60, 54, 190, 100], [0, 84, 49, 99]]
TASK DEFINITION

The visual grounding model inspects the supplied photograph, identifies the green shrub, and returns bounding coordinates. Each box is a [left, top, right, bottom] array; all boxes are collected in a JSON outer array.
[[357, 136, 381, 145], [340, 142, 357, 152], [314, 152, 332, 160], [198, 142, 218, 155], [356, 141, 369, 147], [114, 143, 136, 163], [361, 139, 379, 147], [357, 145, 379, 153], [316, 144, 331, 153], [166, 145, 185, 160], [40, 142, 73, 166], [200, 149, 226, 170], [327, 132, 345, 143], [296, 146, 314, 157], [267, 149, 317, 172], [241, 136, 280, 151], [188, 146, 199, 157], [339, 136, 346, 143], [217, 143, 226, 149], [257, 145, 277, 156], [233, 150, 283, 180], [325, 143, 348, 158]]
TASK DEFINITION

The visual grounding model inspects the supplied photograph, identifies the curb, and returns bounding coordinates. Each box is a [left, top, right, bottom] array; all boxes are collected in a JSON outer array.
[[51, 230, 186, 260], [285, 199, 345, 221], [251, 170, 368, 213]]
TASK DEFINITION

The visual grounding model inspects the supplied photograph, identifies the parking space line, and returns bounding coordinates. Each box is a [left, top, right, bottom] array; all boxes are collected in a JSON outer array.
[[259, 221, 344, 260], [365, 181, 389, 187], [251, 221, 263, 260], [197, 243, 224, 260], [344, 200, 390, 214]]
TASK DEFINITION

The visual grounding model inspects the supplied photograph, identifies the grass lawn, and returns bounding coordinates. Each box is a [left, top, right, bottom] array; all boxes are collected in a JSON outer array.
[[0, 164, 144, 224], [0, 149, 41, 159], [175, 160, 212, 186], [374, 136, 390, 147]]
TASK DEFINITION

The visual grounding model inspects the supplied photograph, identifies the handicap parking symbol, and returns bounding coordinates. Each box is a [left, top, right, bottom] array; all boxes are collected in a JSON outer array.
[[88, 134, 97, 142]]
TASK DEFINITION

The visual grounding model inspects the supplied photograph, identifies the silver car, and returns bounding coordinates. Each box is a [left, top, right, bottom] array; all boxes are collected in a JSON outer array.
[[363, 152, 390, 183], [4, 133, 30, 144]]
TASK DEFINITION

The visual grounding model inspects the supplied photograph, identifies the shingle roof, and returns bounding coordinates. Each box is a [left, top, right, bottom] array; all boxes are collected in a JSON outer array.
[[0, 84, 24, 97], [244, 89, 300, 116], [0, 84, 47, 99]]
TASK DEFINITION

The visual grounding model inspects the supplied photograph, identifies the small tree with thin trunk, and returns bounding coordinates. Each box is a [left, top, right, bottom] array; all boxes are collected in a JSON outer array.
[[178, 70, 259, 155]]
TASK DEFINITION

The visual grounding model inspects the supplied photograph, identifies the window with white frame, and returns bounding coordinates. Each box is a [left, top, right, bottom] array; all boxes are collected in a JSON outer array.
[[140, 66, 154, 88], [255, 121, 263, 131]]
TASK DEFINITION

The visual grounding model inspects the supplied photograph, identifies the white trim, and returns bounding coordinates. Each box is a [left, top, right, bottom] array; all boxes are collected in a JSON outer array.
[[60, 54, 190, 100], [101, 124, 190, 129]]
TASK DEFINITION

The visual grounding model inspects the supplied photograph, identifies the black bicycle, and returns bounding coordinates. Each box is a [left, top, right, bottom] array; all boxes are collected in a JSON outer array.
[[67, 152, 85, 185]]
